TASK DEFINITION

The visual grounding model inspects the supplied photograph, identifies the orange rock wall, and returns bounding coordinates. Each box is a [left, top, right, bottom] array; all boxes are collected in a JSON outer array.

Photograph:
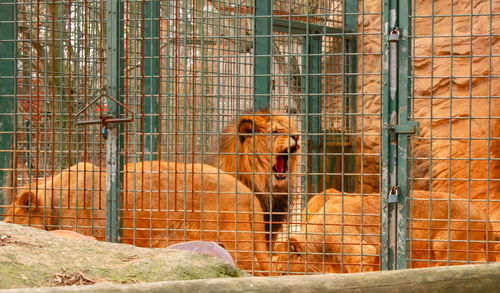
[[354, 0, 500, 223]]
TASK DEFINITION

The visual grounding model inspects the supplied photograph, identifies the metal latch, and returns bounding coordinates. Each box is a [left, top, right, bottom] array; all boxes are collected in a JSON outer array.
[[388, 186, 398, 203], [75, 88, 134, 140], [388, 121, 420, 136]]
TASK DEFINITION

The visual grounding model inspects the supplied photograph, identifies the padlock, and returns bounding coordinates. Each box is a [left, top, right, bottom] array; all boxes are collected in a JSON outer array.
[[101, 126, 108, 140], [388, 186, 398, 203]]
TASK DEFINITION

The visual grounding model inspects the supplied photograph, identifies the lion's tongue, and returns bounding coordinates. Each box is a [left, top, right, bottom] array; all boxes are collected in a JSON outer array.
[[276, 156, 285, 173]]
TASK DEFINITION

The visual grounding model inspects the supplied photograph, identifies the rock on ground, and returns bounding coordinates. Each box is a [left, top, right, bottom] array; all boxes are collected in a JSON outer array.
[[0, 222, 249, 290]]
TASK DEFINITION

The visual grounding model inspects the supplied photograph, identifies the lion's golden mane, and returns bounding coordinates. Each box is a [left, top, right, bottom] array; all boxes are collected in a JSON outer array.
[[206, 110, 300, 240]]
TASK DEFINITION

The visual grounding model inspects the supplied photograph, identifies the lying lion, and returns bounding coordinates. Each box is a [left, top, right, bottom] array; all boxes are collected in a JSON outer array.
[[3, 161, 270, 274], [2, 162, 106, 236], [272, 188, 496, 274], [206, 110, 300, 240], [120, 161, 270, 273], [273, 189, 379, 274]]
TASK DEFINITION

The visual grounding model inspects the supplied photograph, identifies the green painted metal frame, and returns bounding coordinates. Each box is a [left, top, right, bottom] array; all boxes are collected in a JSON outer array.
[[253, 0, 272, 111], [0, 1, 16, 209], [343, 1, 358, 193], [143, 0, 160, 161], [381, 0, 397, 270], [302, 35, 322, 194], [272, 19, 347, 35], [105, 0, 125, 243], [253, 0, 358, 195], [381, 0, 415, 270], [321, 1, 359, 194], [395, 0, 413, 270], [382, 0, 400, 271]]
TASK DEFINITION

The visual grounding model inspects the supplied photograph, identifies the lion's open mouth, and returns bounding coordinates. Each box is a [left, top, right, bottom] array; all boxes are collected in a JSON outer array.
[[273, 154, 289, 180]]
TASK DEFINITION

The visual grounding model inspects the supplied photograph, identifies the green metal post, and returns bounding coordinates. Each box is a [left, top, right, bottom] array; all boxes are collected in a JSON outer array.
[[382, 0, 416, 270], [395, 0, 412, 269], [105, 0, 124, 243], [254, 0, 271, 111], [302, 35, 322, 194], [344, 1, 358, 193], [0, 1, 16, 210], [381, 0, 399, 270], [143, 0, 159, 161]]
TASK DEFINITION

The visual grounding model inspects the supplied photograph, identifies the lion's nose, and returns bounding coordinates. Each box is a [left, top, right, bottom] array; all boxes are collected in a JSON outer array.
[[292, 135, 299, 143], [289, 145, 299, 153]]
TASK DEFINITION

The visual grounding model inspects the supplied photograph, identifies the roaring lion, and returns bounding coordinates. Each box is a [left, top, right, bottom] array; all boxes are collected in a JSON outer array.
[[272, 188, 496, 274], [206, 110, 300, 240], [2, 161, 271, 274]]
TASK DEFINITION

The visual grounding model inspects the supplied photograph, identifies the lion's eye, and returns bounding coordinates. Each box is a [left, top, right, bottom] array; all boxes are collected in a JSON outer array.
[[272, 130, 279, 134]]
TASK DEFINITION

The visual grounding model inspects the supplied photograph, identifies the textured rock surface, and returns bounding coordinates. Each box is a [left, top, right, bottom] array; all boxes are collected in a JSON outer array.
[[0, 222, 248, 290], [410, 0, 500, 201], [354, 0, 500, 220]]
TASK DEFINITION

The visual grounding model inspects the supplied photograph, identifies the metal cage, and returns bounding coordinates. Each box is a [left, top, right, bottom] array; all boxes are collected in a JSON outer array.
[[0, 0, 498, 276]]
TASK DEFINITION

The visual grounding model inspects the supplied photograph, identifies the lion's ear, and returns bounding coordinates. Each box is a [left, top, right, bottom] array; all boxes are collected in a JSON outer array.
[[288, 237, 304, 253], [237, 117, 254, 144], [15, 190, 37, 209]]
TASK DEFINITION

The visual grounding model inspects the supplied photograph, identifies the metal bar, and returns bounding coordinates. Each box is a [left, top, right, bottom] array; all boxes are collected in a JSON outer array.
[[253, 0, 271, 111], [105, 0, 124, 243], [382, 0, 415, 270], [390, 123, 419, 135], [302, 35, 322, 194], [0, 1, 16, 210], [272, 18, 350, 35], [76, 118, 134, 126], [143, 0, 160, 161], [381, 0, 399, 271], [75, 89, 135, 120], [301, 35, 308, 203], [344, 0, 358, 193], [395, 0, 412, 270]]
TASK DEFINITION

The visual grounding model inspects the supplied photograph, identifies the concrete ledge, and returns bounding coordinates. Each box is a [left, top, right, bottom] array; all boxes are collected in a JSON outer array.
[[4, 263, 500, 293]]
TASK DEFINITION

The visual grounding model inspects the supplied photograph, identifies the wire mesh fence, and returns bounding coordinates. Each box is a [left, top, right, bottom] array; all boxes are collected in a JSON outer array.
[[408, 0, 499, 267], [0, 0, 498, 276]]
